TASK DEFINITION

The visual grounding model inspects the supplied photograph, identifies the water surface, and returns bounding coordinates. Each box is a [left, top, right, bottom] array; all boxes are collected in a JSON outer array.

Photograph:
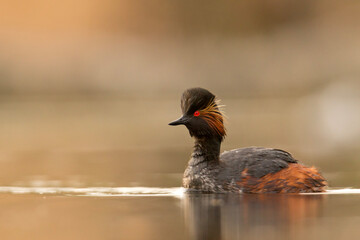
[[1, 187, 360, 240]]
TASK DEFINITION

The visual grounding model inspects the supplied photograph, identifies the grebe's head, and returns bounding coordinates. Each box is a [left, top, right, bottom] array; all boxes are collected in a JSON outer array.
[[169, 88, 226, 141]]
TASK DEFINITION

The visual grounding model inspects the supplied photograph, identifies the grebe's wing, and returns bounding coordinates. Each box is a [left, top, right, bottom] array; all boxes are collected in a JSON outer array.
[[220, 147, 297, 178]]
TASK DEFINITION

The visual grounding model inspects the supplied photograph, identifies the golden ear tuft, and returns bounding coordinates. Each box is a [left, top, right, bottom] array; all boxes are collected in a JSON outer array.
[[199, 99, 227, 138]]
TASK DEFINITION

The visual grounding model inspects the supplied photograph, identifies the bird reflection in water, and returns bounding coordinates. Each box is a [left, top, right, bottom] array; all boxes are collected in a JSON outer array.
[[182, 193, 325, 240]]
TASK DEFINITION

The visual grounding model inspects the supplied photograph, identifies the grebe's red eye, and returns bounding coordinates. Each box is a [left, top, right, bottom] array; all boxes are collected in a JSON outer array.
[[194, 111, 200, 117]]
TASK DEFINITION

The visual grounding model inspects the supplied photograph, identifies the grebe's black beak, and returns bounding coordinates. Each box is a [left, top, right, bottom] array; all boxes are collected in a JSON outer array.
[[169, 116, 188, 126]]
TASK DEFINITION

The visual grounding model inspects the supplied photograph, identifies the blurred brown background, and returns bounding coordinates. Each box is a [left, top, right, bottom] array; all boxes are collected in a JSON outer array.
[[0, 0, 360, 187]]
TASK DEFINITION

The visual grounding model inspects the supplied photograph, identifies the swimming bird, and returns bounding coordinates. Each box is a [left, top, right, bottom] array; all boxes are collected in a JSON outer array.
[[169, 88, 327, 193]]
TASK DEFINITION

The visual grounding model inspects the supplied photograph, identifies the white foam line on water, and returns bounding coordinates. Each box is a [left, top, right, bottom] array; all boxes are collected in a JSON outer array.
[[0, 186, 185, 198], [0, 187, 359, 197], [304, 188, 360, 195]]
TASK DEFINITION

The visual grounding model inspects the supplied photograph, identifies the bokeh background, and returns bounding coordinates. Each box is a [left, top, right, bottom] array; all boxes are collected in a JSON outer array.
[[1, 0, 360, 188]]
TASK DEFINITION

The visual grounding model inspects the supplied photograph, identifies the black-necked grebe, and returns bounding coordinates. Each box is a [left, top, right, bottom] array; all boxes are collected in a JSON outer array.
[[169, 88, 327, 193]]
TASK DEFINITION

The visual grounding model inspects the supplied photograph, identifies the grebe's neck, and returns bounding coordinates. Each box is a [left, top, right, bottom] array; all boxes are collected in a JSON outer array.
[[189, 137, 221, 166]]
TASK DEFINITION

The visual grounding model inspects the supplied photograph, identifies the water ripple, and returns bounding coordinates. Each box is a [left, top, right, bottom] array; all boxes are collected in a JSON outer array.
[[0, 187, 359, 197], [0, 186, 185, 198]]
